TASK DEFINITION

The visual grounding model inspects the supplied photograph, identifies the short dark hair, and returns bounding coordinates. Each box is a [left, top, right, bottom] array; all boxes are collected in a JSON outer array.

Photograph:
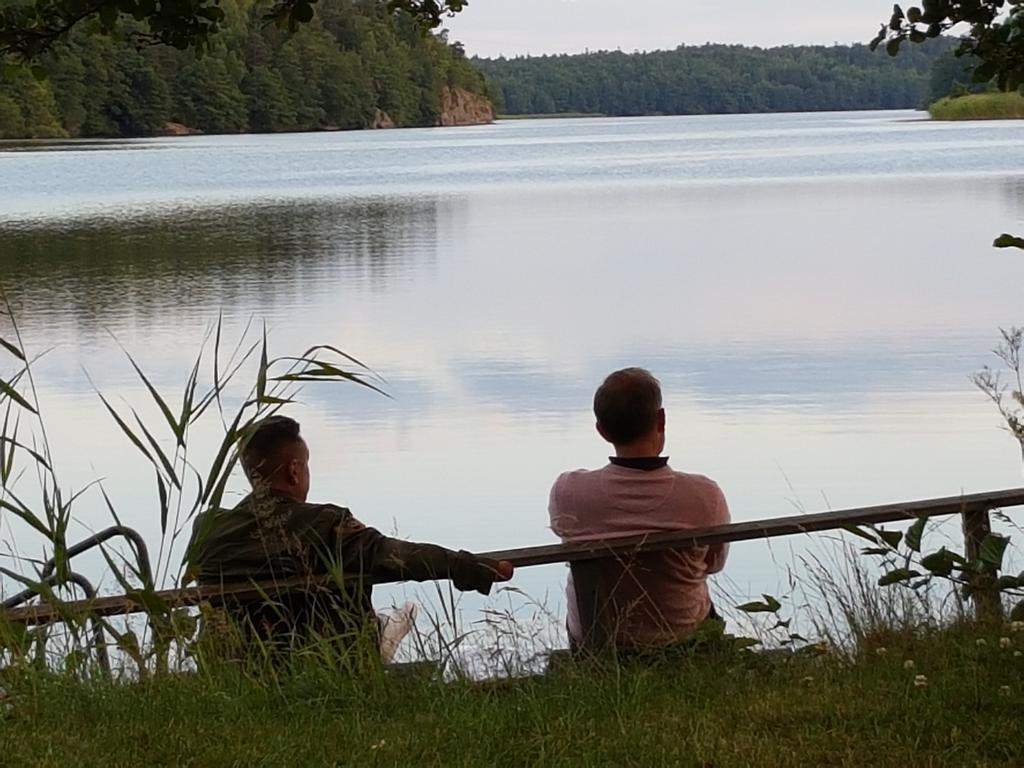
[[593, 368, 662, 445], [240, 415, 303, 483]]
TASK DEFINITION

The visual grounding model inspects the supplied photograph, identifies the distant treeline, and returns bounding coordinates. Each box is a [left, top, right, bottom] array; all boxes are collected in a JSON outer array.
[[0, 0, 489, 139], [476, 41, 961, 116]]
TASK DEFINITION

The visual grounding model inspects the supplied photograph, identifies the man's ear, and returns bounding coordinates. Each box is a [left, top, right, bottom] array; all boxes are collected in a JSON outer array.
[[595, 420, 611, 443], [656, 408, 666, 433]]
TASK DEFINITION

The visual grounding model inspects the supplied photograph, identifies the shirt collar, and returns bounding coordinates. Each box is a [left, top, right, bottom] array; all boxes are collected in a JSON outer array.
[[608, 456, 669, 471]]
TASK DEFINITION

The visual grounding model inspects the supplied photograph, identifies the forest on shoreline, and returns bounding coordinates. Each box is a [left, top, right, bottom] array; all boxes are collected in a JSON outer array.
[[477, 41, 964, 117], [0, 0, 490, 139], [0, 14, 988, 140]]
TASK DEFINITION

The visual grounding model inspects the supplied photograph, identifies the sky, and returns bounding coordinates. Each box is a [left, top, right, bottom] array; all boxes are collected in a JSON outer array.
[[445, 0, 896, 58]]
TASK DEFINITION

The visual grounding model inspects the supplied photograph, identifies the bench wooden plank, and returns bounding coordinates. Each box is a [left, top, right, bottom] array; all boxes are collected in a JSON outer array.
[[5, 487, 1024, 626]]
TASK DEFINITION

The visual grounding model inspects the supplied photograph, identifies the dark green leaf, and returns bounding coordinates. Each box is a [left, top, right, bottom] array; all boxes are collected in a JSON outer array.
[[156, 470, 169, 534], [0, 337, 25, 361], [879, 529, 903, 549], [256, 325, 268, 401], [921, 547, 957, 577], [978, 534, 1009, 569], [861, 547, 893, 556], [994, 233, 1024, 249], [878, 568, 920, 586], [736, 600, 775, 614], [994, 575, 1022, 591], [844, 524, 879, 544], [0, 377, 36, 414], [905, 517, 927, 552]]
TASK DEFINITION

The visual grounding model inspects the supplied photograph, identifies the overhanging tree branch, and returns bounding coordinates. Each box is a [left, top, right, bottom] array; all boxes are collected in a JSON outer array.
[[0, 0, 468, 63], [871, 2, 1024, 89]]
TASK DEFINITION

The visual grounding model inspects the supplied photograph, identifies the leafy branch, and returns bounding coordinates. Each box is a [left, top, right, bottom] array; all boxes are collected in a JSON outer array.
[[1, 0, 467, 64]]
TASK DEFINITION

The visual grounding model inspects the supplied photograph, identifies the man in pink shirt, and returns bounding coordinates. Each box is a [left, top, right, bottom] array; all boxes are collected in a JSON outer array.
[[548, 367, 730, 650]]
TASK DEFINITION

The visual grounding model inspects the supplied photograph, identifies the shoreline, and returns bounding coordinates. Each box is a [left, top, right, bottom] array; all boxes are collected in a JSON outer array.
[[928, 92, 1024, 121]]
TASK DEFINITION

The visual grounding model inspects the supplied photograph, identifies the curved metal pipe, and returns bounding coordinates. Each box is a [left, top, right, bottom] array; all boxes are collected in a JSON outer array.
[[40, 526, 153, 589], [1, 571, 110, 674]]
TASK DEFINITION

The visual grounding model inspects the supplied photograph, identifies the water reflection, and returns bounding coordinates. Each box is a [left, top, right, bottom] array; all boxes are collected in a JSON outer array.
[[0, 197, 440, 334]]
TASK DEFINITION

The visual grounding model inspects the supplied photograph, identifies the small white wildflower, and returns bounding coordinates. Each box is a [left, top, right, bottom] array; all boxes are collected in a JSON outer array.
[[370, 740, 387, 751], [801, 676, 814, 684], [903, 659, 915, 670], [1000, 685, 1011, 697], [1010, 621, 1024, 633], [976, 638, 988, 647], [1014, 651, 1022, 658], [875, 646, 888, 656], [1001, 637, 1013, 649], [914, 675, 929, 689]]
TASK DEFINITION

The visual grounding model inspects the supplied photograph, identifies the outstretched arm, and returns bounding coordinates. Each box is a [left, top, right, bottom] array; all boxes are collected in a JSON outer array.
[[335, 515, 512, 594]]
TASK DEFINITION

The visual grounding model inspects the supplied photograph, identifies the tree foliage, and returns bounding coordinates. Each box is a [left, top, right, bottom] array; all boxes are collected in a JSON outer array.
[[0, 0, 466, 62], [0, 0, 487, 138], [872, 1, 1024, 89], [477, 42, 952, 117]]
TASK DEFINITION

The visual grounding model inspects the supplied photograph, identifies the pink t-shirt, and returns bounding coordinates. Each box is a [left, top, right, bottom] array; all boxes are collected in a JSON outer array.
[[548, 462, 730, 647]]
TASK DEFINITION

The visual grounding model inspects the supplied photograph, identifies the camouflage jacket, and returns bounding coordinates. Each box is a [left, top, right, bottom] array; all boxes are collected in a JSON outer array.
[[185, 489, 499, 645]]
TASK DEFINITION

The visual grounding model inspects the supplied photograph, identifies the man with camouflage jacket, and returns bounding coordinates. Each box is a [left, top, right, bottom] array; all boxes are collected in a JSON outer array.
[[186, 415, 513, 651]]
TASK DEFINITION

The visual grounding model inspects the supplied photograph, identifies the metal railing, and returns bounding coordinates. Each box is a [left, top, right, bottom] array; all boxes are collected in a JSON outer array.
[[4, 487, 1024, 630]]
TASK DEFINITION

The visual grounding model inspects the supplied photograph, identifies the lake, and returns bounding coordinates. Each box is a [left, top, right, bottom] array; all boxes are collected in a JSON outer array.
[[2, 110, 1024, 636]]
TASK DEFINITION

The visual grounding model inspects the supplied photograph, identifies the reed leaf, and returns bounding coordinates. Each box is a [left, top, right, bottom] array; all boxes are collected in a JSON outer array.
[[178, 345, 203, 443], [257, 325, 268, 402], [156, 469, 170, 535], [200, 408, 245, 507], [131, 410, 181, 489], [94, 389, 157, 468], [119, 343, 184, 447], [0, 436, 51, 472], [298, 343, 379, 376], [0, 375, 36, 414], [0, 336, 25, 361], [0, 495, 50, 538]]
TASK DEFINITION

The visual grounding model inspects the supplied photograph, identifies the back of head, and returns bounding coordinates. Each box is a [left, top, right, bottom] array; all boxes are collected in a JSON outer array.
[[240, 415, 303, 486], [593, 368, 662, 446]]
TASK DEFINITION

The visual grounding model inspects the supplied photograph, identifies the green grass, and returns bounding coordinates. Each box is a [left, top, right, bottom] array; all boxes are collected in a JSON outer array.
[[928, 92, 1024, 120], [3, 625, 1024, 767]]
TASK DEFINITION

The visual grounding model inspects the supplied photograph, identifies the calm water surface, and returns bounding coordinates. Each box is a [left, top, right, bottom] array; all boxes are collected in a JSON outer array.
[[3, 110, 1024, 625]]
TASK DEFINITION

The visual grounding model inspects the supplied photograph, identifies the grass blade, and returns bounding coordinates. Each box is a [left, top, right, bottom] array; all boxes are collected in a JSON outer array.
[[0, 336, 25, 362], [131, 410, 181, 489], [94, 390, 156, 468], [257, 324, 268, 401], [0, 495, 51, 538], [0, 375, 36, 414], [116, 341, 184, 447], [0, 436, 52, 472]]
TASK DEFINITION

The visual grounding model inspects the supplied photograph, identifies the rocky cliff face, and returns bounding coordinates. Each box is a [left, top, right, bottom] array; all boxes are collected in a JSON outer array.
[[372, 109, 397, 129], [439, 86, 494, 126]]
